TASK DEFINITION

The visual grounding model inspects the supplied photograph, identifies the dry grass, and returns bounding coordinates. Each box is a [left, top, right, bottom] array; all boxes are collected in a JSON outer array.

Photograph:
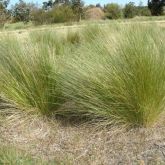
[[0, 107, 165, 164]]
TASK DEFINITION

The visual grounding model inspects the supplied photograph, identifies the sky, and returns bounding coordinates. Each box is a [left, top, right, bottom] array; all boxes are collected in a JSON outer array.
[[10, 0, 147, 6]]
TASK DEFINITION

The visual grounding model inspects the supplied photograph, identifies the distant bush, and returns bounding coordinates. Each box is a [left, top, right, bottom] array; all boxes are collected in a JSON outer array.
[[124, 2, 137, 18], [31, 9, 48, 25], [137, 6, 151, 16], [0, 2, 10, 27], [32, 5, 74, 25], [104, 3, 122, 19], [51, 5, 75, 23]]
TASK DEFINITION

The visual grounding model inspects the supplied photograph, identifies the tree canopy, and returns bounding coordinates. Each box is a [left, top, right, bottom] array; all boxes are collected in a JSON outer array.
[[148, 0, 165, 15]]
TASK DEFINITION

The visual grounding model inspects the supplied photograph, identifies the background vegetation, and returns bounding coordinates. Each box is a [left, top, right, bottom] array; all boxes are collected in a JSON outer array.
[[0, 0, 164, 27]]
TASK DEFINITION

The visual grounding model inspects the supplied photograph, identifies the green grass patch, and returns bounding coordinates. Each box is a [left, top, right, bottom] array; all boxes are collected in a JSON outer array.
[[0, 24, 165, 127], [62, 24, 165, 127], [0, 145, 59, 165]]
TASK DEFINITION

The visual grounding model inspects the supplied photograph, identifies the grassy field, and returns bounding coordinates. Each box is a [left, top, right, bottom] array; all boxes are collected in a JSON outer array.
[[1, 15, 165, 32], [0, 19, 165, 164]]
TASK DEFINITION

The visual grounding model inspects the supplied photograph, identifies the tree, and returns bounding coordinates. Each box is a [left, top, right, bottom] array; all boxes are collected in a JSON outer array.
[[124, 2, 137, 18], [43, 0, 70, 10], [12, 0, 31, 23], [148, 0, 165, 15], [32, 5, 74, 25], [104, 3, 122, 19], [43, 0, 53, 10], [96, 3, 101, 8], [0, 0, 10, 27], [54, 0, 70, 5], [0, 0, 9, 8], [71, 0, 84, 22]]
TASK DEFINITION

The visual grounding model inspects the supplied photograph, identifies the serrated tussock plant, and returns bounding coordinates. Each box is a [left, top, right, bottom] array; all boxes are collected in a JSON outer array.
[[0, 36, 63, 115], [62, 24, 165, 127], [1, 24, 165, 127]]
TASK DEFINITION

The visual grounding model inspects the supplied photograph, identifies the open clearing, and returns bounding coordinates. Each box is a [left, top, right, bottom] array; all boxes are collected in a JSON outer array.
[[1, 19, 165, 164]]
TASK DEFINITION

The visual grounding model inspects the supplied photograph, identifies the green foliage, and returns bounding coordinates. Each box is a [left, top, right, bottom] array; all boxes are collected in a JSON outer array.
[[0, 145, 39, 164], [124, 2, 137, 18], [31, 9, 49, 25], [32, 5, 74, 25], [104, 3, 122, 19], [1, 24, 165, 127], [4, 21, 32, 30], [0, 34, 63, 115], [42, 0, 71, 10], [0, 0, 10, 27], [0, 145, 58, 164], [71, 0, 84, 21], [0, 0, 9, 8], [11, 0, 30, 23], [51, 5, 75, 23], [0, 29, 81, 115], [137, 6, 151, 16], [62, 24, 165, 127], [42, 0, 54, 10], [148, 0, 165, 16]]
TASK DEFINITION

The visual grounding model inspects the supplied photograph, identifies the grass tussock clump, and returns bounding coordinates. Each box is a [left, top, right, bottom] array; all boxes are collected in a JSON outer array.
[[0, 36, 63, 115], [0, 24, 165, 127], [62, 24, 165, 127]]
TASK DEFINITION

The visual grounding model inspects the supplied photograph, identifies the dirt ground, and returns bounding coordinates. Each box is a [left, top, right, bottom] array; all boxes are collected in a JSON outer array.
[[0, 103, 165, 165]]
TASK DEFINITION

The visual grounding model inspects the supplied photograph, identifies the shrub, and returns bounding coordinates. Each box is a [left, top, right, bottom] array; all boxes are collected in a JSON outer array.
[[31, 9, 49, 25], [51, 5, 75, 23], [137, 6, 151, 16], [32, 5, 74, 25], [124, 2, 137, 18], [104, 3, 122, 19], [62, 24, 165, 127]]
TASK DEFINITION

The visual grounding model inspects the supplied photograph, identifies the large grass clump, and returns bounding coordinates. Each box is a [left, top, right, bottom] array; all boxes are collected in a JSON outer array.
[[0, 24, 165, 127], [0, 34, 63, 115], [0, 30, 82, 115], [62, 24, 165, 127]]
